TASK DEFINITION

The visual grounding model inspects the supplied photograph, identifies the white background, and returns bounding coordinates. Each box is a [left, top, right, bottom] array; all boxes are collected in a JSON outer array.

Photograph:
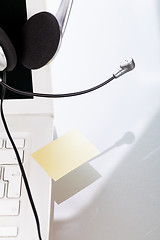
[[47, 0, 160, 239]]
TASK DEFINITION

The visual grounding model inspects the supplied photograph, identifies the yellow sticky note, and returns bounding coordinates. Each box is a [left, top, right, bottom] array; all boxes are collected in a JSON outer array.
[[31, 129, 100, 181]]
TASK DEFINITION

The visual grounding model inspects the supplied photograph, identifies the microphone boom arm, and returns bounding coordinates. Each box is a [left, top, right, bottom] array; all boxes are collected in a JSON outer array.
[[0, 58, 135, 98]]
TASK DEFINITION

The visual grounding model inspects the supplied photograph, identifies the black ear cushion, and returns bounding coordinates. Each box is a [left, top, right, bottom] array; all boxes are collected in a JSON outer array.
[[19, 11, 61, 69], [0, 28, 17, 71]]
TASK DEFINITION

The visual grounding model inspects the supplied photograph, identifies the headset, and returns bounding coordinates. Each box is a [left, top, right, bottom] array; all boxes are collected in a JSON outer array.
[[0, 1, 135, 240], [0, 0, 135, 97]]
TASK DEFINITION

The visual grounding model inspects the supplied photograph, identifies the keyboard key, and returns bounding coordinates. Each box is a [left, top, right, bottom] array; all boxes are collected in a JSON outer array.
[[0, 199, 20, 216], [0, 180, 5, 198], [0, 227, 18, 237], [4, 165, 22, 198], [6, 139, 25, 149], [0, 149, 24, 165], [0, 140, 3, 149], [0, 166, 2, 178]]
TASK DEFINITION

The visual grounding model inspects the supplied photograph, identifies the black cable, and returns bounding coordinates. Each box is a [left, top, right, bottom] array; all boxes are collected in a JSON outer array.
[[0, 75, 115, 98], [0, 71, 43, 240]]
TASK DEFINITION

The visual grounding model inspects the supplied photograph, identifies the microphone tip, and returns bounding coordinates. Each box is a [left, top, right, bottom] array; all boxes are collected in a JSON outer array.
[[120, 58, 135, 70], [113, 58, 135, 78]]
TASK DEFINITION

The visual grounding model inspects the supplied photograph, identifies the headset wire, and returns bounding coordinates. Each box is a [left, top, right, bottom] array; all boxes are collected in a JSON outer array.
[[0, 71, 43, 240]]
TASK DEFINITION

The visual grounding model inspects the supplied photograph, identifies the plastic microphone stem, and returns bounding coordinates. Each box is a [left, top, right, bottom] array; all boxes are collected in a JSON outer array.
[[0, 75, 115, 98]]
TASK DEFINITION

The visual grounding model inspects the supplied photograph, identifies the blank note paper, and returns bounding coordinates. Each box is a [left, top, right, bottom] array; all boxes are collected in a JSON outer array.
[[31, 129, 100, 181]]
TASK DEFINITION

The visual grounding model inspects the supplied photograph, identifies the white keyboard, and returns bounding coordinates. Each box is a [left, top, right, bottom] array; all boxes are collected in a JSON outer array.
[[0, 137, 25, 238], [0, 115, 54, 240]]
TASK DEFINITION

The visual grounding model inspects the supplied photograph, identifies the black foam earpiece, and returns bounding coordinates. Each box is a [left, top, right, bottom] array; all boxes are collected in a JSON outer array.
[[19, 12, 61, 70], [0, 28, 17, 71]]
